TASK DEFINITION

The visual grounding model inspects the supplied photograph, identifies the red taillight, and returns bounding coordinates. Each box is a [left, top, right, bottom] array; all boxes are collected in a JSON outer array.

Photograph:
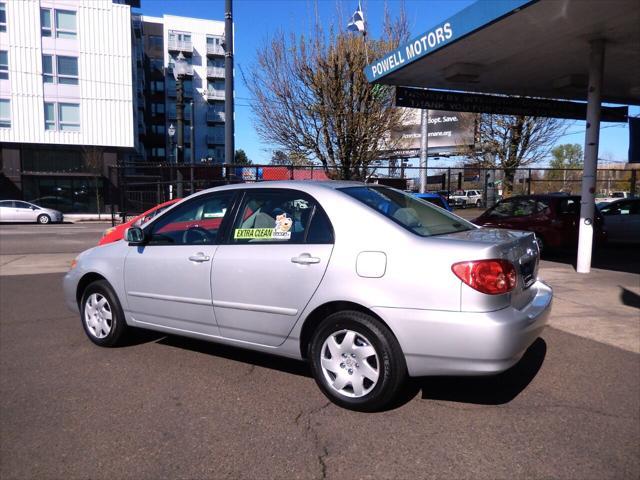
[[452, 259, 517, 295]]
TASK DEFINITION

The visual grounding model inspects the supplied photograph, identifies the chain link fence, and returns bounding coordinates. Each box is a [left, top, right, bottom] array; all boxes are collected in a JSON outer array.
[[107, 162, 639, 225]]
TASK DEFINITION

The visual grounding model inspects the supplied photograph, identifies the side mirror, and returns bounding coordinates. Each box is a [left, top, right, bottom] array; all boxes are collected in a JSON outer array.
[[125, 227, 146, 245]]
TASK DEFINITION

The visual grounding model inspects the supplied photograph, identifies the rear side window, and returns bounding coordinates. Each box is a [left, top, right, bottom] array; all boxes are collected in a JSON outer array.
[[511, 199, 537, 217], [0, 200, 14, 207], [341, 186, 472, 237], [231, 190, 333, 244]]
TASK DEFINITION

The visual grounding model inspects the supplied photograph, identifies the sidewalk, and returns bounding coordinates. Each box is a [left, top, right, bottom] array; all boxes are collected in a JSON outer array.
[[540, 260, 640, 354], [64, 214, 113, 223]]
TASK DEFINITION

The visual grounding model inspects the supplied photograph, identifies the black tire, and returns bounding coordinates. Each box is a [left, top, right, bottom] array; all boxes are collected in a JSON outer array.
[[476, 200, 482, 208], [80, 280, 129, 347], [309, 310, 407, 412], [37, 214, 50, 224]]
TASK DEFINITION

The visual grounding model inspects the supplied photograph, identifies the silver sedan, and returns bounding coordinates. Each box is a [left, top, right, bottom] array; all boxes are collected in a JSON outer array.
[[0, 200, 64, 224], [63, 181, 552, 411]]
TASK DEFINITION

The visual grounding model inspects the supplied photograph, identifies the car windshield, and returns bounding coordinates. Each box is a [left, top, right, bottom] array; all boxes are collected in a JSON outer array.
[[341, 186, 473, 237]]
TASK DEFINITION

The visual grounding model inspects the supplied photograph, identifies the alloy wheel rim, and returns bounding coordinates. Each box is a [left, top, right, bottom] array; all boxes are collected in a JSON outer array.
[[84, 293, 113, 339], [40, 216, 49, 224], [320, 329, 380, 398]]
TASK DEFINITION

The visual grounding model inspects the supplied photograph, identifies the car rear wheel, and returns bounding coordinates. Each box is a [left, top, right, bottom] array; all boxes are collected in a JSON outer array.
[[81, 280, 129, 347], [37, 214, 50, 224], [309, 310, 406, 411], [476, 199, 482, 208]]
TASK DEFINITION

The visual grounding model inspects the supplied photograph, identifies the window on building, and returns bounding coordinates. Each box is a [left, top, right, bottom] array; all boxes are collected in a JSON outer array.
[[42, 55, 78, 85], [150, 80, 164, 93], [151, 124, 165, 135], [44, 102, 56, 130], [40, 8, 51, 36], [151, 102, 165, 115], [0, 3, 7, 32], [58, 103, 80, 131], [148, 35, 163, 50], [57, 56, 78, 84], [151, 147, 165, 158], [150, 58, 163, 72], [206, 58, 224, 68], [206, 35, 222, 47], [0, 51, 7, 80], [0, 99, 10, 128], [55, 10, 76, 39], [42, 55, 54, 83]]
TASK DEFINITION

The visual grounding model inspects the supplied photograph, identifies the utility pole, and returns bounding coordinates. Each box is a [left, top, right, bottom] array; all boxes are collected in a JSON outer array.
[[419, 109, 429, 193], [224, 0, 235, 164], [190, 100, 195, 194]]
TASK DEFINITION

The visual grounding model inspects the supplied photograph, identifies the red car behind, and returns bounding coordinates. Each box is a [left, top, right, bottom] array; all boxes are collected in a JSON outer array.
[[98, 198, 182, 246], [472, 194, 605, 252]]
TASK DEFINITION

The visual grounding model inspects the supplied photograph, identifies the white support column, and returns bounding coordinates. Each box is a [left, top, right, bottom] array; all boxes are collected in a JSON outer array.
[[419, 109, 428, 193], [577, 39, 605, 274]]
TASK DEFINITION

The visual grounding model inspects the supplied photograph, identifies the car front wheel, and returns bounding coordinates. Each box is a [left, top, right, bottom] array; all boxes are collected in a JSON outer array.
[[309, 310, 407, 411], [81, 280, 129, 347], [37, 214, 50, 224]]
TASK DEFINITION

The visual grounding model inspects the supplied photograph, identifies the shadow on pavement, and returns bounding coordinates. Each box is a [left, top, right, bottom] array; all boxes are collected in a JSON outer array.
[[543, 244, 639, 275], [620, 287, 640, 309], [157, 334, 313, 378], [414, 338, 547, 406]]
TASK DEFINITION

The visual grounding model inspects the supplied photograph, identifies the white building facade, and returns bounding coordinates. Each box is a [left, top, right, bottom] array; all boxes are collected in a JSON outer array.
[[0, 0, 136, 212]]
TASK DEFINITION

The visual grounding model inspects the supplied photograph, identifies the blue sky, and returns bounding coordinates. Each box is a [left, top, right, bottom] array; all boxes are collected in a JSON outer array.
[[137, 0, 634, 165]]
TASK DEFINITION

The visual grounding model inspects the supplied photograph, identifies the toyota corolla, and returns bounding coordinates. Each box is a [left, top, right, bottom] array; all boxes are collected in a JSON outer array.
[[64, 181, 552, 411]]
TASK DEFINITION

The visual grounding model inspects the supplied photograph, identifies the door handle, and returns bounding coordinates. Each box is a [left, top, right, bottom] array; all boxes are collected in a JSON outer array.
[[291, 253, 321, 265], [188, 252, 211, 262]]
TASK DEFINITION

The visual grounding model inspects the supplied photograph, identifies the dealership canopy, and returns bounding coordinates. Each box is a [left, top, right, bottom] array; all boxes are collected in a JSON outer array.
[[366, 0, 639, 105], [365, 0, 640, 274]]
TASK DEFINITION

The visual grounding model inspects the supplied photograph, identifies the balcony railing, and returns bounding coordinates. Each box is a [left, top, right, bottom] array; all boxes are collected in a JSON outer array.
[[206, 134, 224, 145], [206, 110, 225, 123], [206, 89, 225, 101], [206, 43, 225, 56], [168, 38, 193, 53], [206, 66, 225, 79], [165, 64, 194, 77]]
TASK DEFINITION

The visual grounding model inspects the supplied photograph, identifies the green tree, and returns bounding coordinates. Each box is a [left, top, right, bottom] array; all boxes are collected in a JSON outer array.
[[234, 149, 252, 165], [547, 143, 583, 192]]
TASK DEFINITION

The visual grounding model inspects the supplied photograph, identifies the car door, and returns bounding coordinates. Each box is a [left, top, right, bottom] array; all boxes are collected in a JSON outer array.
[[211, 188, 334, 347], [124, 191, 236, 336], [556, 198, 580, 246], [13, 201, 38, 222], [600, 199, 640, 242], [0, 201, 16, 221]]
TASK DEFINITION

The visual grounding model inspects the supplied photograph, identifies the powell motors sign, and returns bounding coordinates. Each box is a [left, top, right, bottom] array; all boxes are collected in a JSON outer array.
[[365, 0, 535, 83]]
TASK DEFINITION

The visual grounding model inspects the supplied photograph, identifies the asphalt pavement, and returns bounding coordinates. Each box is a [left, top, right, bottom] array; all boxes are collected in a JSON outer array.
[[0, 220, 638, 479]]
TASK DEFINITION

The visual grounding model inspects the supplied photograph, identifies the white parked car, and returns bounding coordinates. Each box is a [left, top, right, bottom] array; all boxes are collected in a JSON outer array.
[[63, 182, 551, 411], [0, 200, 64, 224], [449, 189, 483, 208]]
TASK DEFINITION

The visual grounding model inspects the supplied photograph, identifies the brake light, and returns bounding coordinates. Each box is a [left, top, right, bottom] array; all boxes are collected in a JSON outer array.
[[452, 259, 517, 295]]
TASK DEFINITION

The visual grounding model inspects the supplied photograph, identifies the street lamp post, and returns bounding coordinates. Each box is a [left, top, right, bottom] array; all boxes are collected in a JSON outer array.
[[173, 52, 189, 197], [168, 123, 176, 199]]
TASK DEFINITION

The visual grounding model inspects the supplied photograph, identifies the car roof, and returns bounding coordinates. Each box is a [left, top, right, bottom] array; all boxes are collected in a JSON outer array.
[[194, 180, 367, 196]]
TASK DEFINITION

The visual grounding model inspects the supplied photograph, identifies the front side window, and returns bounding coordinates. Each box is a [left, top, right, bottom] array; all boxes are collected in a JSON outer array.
[[55, 10, 76, 39], [148, 192, 234, 245], [0, 99, 10, 128], [601, 200, 639, 216], [0, 3, 6, 32], [342, 186, 473, 237], [14, 201, 33, 209], [232, 190, 333, 244], [40, 8, 51, 36], [0, 51, 7, 80], [57, 56, 78, 84], [58, 103, 80, 131]]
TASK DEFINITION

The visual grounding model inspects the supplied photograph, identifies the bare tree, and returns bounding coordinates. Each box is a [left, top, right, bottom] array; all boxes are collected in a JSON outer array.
[[465, 114, 568, 195], [270, 149, 312, 166], [244, 5, 409, 180], [83, 146, 104, 218]]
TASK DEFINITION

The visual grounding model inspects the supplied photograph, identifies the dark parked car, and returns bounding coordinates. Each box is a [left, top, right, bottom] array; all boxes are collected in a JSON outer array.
[[472, 194, 605, 252]]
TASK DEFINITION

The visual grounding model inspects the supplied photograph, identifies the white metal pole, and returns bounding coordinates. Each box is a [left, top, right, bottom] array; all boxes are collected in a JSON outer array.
[[577, 39, 605, 274], [419, 109, 428, 193]]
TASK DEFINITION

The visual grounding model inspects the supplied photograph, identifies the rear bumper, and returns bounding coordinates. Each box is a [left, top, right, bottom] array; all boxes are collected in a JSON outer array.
[[373, 281, 552, 377]]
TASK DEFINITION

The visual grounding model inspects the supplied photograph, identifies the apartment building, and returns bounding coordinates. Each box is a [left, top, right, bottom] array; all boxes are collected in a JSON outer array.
[[0, 0, 138, 212], [139, 14, 226, 164]]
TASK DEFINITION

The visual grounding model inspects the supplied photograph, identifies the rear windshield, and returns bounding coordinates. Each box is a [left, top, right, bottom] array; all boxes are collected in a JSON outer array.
[[341, 186, 474, 237]]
